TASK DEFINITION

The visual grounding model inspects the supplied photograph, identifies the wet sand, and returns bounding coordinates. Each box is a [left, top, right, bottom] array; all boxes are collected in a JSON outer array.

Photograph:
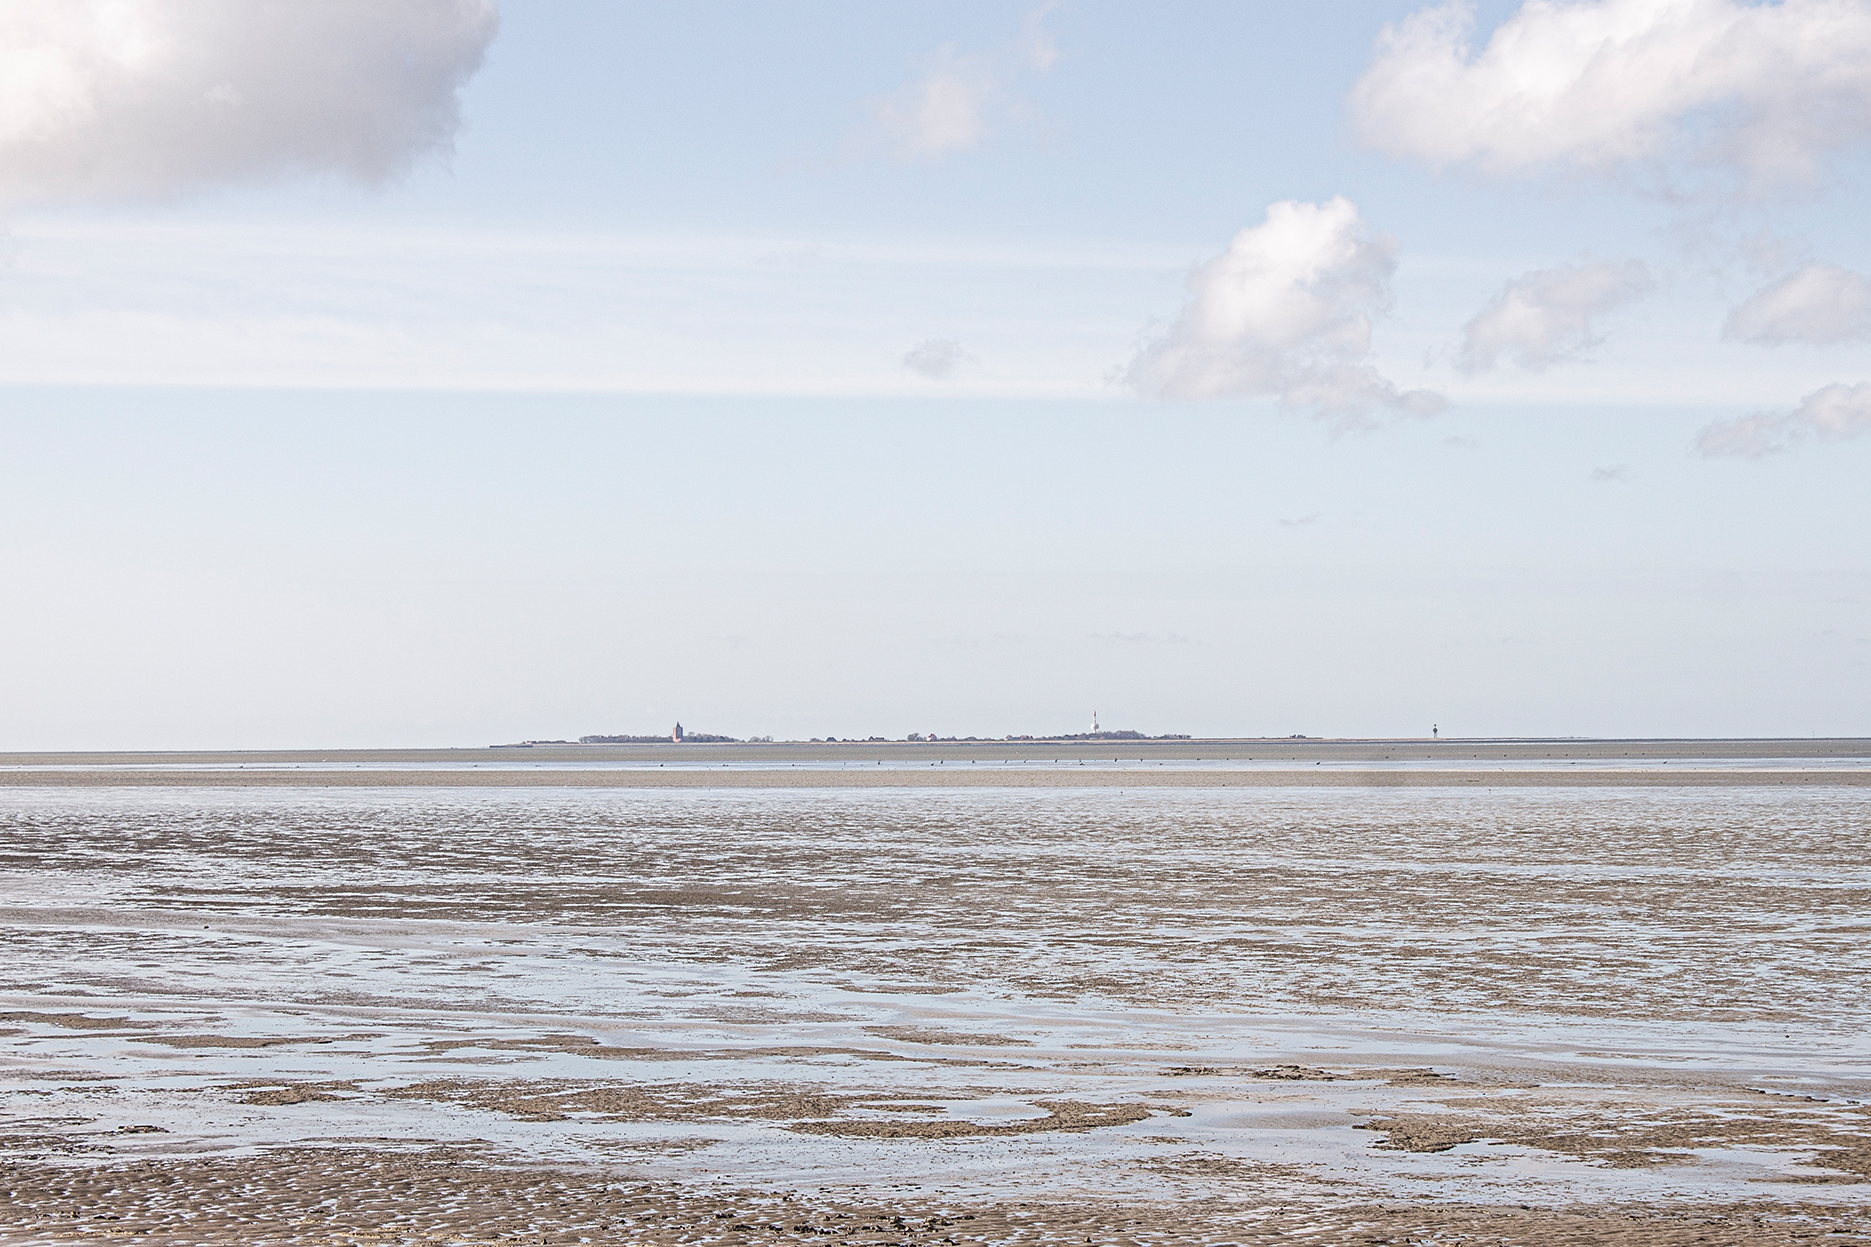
[[4, 736, 1869, 789], [2, 747, 1868, 1243], [5, 1152, 1865, 1245]]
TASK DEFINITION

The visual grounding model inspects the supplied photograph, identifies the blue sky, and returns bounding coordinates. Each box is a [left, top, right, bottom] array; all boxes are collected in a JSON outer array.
[[1, 0, 1868, 746]]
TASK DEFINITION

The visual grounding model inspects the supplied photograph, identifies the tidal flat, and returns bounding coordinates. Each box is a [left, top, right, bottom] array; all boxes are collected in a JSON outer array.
[[1, 744, 1868, 1244]]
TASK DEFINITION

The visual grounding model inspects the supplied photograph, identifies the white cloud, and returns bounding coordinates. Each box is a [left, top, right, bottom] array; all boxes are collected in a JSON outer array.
[[1725, 263, 1871, 345], [1021, 6, 1061, 72], [873, 47, 999, 159], [1458, 260, 1653, 372], [866, 10, 1057, 160], [1695, 381, 1871, 457], [1349, 0, 1871, 185], [0, 0, 497, 205], [903, 338, 970, 379], [1121, 197, 1441, 425]]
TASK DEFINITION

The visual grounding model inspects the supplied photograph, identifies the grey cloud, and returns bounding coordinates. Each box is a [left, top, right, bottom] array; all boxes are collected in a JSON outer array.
[[0, 0, 498, 205]]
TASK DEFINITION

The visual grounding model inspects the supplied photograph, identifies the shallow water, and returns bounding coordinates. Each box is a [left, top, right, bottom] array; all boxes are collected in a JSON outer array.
[[2, 784, 1869, 1236]]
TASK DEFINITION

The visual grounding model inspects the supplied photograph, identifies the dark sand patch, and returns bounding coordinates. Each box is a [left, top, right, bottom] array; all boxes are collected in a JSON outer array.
[[420, 1033, 671, 1060], [382, 1078, 1154, 1139], [0, 1011, 140, 1032], [790, 1098, 1153, 1139], [387, 1078, 855, 1124], [1370, 1066, 1461, 1086], [238, 1087, 344, 1106], [1359, 1113, 1483, 1153], [1167, 1063, 1353, 1081], [1359, 1100, 1871, 1178], [863, 1025, 1033, 1047], [140, 1035, 319, 1049], [413, 1036, 917, 1065], [2, 1148, 1867, 1245]]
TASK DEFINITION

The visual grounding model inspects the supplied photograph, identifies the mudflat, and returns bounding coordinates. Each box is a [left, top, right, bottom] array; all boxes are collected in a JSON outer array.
[[4, 736, 1869, 788], [1, 743, 1868, 1244]]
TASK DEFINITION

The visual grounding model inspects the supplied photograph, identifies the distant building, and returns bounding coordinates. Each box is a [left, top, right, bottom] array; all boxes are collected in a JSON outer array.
[[672, 722, 684, 743], [1090, 710, 1099, 733]]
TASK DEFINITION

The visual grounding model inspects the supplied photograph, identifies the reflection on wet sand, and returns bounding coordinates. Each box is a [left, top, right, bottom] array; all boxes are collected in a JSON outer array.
[[2, 763, 1868, 1243]]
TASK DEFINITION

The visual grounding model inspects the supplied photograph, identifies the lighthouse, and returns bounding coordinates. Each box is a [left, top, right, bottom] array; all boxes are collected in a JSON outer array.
[[672, 722, 684, 743], [1090, 710, 1099, 734]]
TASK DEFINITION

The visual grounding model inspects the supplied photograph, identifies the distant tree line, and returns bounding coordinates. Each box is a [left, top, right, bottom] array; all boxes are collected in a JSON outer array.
[[1041, 730, 1190, 741], [578, 733, 739, 744], [903, 730, 1191, 742], [571, 729, 1188, 744]]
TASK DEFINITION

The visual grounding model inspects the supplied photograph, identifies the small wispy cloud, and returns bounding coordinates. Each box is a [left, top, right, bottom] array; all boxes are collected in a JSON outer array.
[[1457, 260, 1652, 372], [860, 8, 1057, 161], [1591, 465, 1633, 483], [1724, 263, 1871, 346], [940, 632, 1031, 650], [902, 338, 971, 380], [1088, 632, 1199, 646], [1278, 512, 1322, 528], [1695, 382, 1871, 458]]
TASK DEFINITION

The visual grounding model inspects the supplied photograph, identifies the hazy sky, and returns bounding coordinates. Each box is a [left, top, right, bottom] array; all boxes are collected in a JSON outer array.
[[2, 0, 1868, 747]]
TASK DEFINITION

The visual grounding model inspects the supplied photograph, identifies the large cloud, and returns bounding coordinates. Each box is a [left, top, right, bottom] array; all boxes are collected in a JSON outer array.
[[1122, 197, 1440, 424], [1695, 381, 1871, 456], [1349, 0, 1871, 184], [1458, 260, 1653, 371], [1724, 263, 1871, 345], [0, 0, 497, 204]]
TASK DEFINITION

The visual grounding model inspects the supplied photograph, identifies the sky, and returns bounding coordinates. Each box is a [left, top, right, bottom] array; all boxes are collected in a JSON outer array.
[[1, 0, 1868, 747]]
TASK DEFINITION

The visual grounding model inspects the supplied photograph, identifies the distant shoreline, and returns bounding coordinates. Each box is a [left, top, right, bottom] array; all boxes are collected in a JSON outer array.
[[4, 738, 1868, 789], [3, 769, 1868, 791], [4, 737, 1868, 765]]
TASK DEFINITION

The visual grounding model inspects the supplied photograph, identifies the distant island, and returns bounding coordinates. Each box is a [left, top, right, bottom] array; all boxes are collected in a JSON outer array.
[[997, 730, 1191, 742], [499, 722, 1192, 747], [553, 728, 1191, 745], [580, 730, 740, 744]]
